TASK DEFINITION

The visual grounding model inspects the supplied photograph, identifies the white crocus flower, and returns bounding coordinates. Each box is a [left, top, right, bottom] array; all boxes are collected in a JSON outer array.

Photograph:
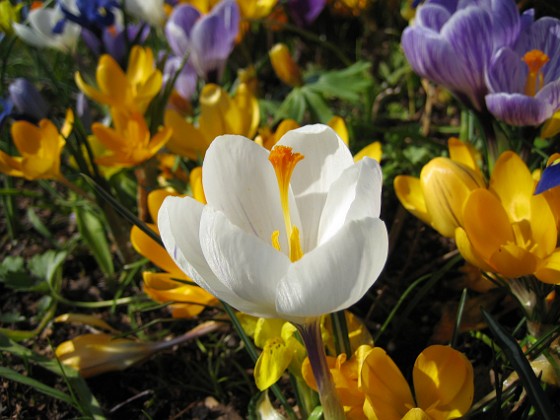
[[124, 0, 166, 27], [13, 4, 80, 53], [158, 124, 388, 324]]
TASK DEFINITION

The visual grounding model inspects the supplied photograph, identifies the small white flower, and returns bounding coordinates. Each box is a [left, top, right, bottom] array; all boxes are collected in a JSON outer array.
[[13, 4, 80, 52]]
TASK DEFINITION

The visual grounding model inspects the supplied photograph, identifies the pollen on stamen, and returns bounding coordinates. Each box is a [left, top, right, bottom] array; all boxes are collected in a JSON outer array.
[[522, 50, 550, 96], [268, 145, 304, 177], [522, 49, 550, 74]]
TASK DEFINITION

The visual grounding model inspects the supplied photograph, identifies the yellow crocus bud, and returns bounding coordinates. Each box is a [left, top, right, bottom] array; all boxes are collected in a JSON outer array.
[[55, 334, 158, 378], [269, 43, 303, 87], [420, 157, 486, 238]]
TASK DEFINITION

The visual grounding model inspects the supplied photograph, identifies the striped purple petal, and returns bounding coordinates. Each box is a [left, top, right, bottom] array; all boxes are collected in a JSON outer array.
[[486, 92, 555, 126], [486, 47, 527, 93]]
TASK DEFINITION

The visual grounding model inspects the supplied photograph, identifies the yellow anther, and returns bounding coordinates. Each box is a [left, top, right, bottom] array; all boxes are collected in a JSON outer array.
[[522, 49, 549, 96], [271, 230, 281, 251], [269, 145, 304, 261]]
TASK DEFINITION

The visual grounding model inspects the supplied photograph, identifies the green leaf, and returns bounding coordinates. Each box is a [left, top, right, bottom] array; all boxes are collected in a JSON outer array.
[[482, 309, 557, 420], [308, 61, 372, 102], [0, 333, 106, 419], [276, 88, 307, 122], [0, 366, 77, 407], [308, 405, 324, 420], [26, 207, 54, 241], [302, 88, 333, 123], [28, 250, 67, 286], [75, 206, 115, 276]]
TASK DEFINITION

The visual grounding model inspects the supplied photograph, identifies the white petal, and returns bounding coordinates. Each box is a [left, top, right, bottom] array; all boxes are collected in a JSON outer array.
[[276, 217, 388, 321], [277, 124, 354, 251], [203, 135, 299, 250], [318, 158, 383, 245], [200, 206, 291, 317], [13, 23, 51, 49], [158, 196, 258, 311], [124, 0, 166, 26]]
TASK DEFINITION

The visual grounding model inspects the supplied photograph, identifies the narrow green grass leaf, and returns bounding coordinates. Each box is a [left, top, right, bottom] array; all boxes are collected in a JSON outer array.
[[0, 366, 77, 407], [74, 206, 115, 276], [482, 309, 556, 420]]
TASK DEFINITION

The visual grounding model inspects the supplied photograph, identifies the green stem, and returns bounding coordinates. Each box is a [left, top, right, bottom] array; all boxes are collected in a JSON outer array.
[[296, 319, 345, 420], [330, 311, 352, 356]]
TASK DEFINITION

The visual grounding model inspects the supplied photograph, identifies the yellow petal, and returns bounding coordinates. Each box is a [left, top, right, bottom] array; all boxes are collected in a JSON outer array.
[[96, 54, 131, 108], [0, 150, 23, 177], [541, 110, 560, 138], [55, 333, 156, 378], [328, 116, 349, 145], [190, 167, 206, 204], [361, 347, 414, 420], [269, 43, 303, 87], [254, 337, 293, 390], [535, 250, 560, 284], [75, 71, 110, 106], [394, 175, 431, 226], [402, 408, 431, 420], [462, 189, 514, 262], [147, 188, 180, 222], [421, 157, 486, 238], [131, 223, 183, 274], [164, 109, 209, 160], [232, 83, 260, 139], [489, 242, 538, 278], [199, 84, 228, 142], [142, 272, 216, 318], [254, 318, 287, 348], [490, 151, 535, 222], [54, 313, 118, 333], [455, 227, 495, 273], [354, 142, 382, 163], [447, 137, 481, 175], [413, 345, 474, 418]]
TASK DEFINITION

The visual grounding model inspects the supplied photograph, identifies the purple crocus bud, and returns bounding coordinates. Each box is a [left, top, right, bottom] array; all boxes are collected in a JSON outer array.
[[485, 17, 560, 126], [287, 0, 326, 26], [165, 0, 240, 82], [76, 92, 93, 128], [8, 78, 49, 121], [401, 0, 521, 112], [164, 56, 198, 100], [103, 24, 150, 66]]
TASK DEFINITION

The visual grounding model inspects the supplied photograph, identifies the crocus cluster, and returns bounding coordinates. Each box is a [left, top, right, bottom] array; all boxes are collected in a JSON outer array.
[[403, 0, 560, 130]]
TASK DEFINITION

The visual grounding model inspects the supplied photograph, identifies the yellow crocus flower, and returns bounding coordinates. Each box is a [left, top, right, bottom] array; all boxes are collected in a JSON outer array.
[[164, 82, 259, 160], [0, 0, 23, 35], [75, 46, 162, 115], [0, 109, 73, 181], [92, 110, 171, 168], [237, 0, 278, 19], [455, 151, 560, 283], [361, 345, 474, 420], [303, 345, 373, 419], [394, 137, 485, 238], [269, 43, 303, 88], [131, 187, 217, 318]]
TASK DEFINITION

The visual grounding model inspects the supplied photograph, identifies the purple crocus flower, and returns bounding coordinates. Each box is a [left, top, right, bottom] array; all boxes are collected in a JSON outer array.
[[287, 0, 326, 26], [8, 78, 49, 122], [164, 56, 198, 101], [81, 23, 150, 66], [165, 0, 240, 82], [485, 17, 560, 126], [401, 0, 521, 112]]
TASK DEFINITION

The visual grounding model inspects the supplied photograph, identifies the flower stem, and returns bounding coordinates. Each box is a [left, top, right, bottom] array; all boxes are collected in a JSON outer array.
[[296, 319, 345, 420]]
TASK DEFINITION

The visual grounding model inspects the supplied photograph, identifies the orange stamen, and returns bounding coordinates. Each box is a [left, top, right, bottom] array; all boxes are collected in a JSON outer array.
[[522, 49, 550, 96], [269, 145, 304, 261]]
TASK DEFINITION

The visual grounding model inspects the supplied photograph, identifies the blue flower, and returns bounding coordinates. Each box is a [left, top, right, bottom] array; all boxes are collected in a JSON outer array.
[[401, 0, 521, 111], [485, 16, 560, 126], [53, 0, 120, 34], [535, 157, 560, 194]]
